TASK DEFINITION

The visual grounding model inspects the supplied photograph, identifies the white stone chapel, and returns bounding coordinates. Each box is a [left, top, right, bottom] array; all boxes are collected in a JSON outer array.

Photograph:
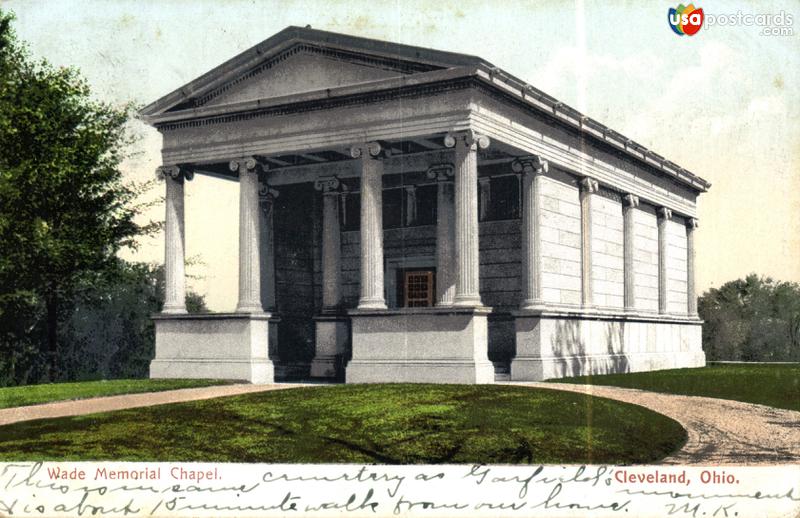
[[140, 26, 710, 384]]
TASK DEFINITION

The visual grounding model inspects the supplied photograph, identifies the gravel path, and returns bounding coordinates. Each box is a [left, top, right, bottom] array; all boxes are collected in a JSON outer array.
[[0, 383, 300, 426], [510, 382, 800, 465]]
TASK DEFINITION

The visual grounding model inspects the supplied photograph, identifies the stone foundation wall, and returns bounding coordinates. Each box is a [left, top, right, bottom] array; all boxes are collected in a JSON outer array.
[[511, 313, 704, 381]]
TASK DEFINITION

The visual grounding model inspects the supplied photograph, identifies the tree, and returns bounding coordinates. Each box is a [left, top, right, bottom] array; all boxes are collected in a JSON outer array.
[[0, 9, 155, 382], [59, 260, 206, 381], [698, 274, 800, 362]]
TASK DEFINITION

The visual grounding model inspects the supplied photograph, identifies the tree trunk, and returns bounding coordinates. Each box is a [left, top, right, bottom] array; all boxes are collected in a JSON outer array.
[[46, 291, 58, 381]]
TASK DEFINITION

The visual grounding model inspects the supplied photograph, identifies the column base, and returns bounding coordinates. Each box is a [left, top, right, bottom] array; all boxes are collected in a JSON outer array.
[[235, 303, 265, 313], [452, 295, 482, 307], [357, 298, 387, 310], [310, 316, 350, 379], [161, 304, 188, 315], [519, 299, 546, 311], [346, 307, 493, 384], [150, 312, 276, 384]]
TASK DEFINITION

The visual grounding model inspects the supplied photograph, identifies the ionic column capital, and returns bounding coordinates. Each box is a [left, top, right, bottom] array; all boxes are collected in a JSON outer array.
[[686, 217, 699, 229], [622, 194, 640, 208], [444, 130, 490, 151], [657, 207, 673, 220], [156, 164, 194, 182], [229, 156, 261, 174], [579, 177, 599, 193], [426, 163, 455, 182], [511, 155, 549, 176], [314, 176, 346, 194], [349, 141, 383, 159], [259, 183, 280, 202]]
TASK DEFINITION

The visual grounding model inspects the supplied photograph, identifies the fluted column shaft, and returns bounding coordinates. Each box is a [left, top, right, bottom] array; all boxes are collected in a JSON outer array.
[[232, 157, 264, 313], [622, 194, 640, 311], [352, 142, 386, 310], [657, 207, 673, 314], [427, 164, 455, 306], [316, 177, 343, 311], [259, 184, 279, 312], [579, 177, 599, 307], [445, 131, 489, 307], [158, 165, 189, 314], [514, 156, 548, 309], [686, 218, 699, 316]]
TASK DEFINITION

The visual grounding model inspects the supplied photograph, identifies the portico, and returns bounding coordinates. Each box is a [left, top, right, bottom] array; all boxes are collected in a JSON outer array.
[[141, 26, 709, 384]]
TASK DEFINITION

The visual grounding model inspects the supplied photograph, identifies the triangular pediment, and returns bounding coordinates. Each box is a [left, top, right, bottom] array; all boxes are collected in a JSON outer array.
[[142, 26, 485, 117], [201, 49, 412, 108]]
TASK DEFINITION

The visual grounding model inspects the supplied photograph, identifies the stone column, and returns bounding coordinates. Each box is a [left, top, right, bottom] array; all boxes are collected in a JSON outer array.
[[686, 217, 699, 316], [231, 157, 264, 313], [351, 142, 386, 310], [513, 155, 548, 309], [445, 131, 489, 307], [657, 207, 673, 314], [259, 183, 279, 312], [157, 165, 192, 314], [427, 163, 456, 306], [315, 176, 344, 311], [579, 177, 599, 308], [622, 194, 640, 312]]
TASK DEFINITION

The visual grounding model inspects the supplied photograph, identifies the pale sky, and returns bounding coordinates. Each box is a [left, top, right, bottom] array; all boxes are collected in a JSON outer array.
[[5, 0, 799, 311]]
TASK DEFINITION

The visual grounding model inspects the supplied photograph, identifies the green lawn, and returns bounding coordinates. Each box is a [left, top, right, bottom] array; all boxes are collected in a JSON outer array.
[[0, 384, 685, 464], [551, 363, 800, 411], [0, 379, 231, 409]]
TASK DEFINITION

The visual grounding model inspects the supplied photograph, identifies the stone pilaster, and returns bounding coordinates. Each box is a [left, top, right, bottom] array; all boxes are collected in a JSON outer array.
[[513, 155, 548, 310], [686, 217, 699, 316], [315, 176, 344, 311], [657, 207, 673, 314], [445, 131, 489, 307], [622, 194, 640, 312], [259, 183, 279, 312], [579, 177, 599, 308], [231, 157, 264, 313], [427, 163, 456, 306], [351, 142, 386, 310], [157, 165, 193, 314]]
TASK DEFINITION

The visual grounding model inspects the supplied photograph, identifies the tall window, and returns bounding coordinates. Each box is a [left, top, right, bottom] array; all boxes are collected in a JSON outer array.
[[341, 192, 360, 231], [479, 175, 521, 221]]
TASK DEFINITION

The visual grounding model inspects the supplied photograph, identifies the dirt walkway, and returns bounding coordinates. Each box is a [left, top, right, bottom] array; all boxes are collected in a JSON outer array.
[[0, 383, 301, 426], [510, 382, 800, 465]]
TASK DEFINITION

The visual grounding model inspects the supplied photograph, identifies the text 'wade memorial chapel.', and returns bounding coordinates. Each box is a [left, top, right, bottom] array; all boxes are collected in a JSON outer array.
[[141, 27, 709, 384]]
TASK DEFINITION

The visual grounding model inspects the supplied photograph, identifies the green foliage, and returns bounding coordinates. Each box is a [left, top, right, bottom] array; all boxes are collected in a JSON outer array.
[[0, 378, 229, 410], [698, 274, 800, 362], [58, 260, 207, 382], [0, 9, 164, 383], [0, 384, 686, 464], [553, 364, 800, 411]]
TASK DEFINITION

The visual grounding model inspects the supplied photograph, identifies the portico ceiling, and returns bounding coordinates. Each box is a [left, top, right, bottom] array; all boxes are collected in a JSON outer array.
[[191, 135, 520, 182]]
